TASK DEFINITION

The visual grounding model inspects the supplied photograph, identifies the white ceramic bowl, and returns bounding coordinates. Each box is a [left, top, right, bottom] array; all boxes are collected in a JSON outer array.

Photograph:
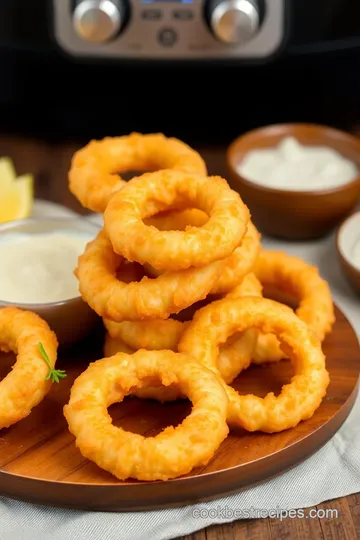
[[336, 211, 360, 295]]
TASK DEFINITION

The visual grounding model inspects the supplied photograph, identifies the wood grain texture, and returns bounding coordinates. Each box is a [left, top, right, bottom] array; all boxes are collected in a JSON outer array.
[[0, 305, 358, 512], [0, 134, 359, 537]]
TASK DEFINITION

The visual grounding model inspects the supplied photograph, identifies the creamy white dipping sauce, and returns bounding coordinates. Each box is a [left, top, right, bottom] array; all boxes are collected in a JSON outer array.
[[351, 239, 360, 270], [237, 136, 358, 191], [0, 231, 92, 304]]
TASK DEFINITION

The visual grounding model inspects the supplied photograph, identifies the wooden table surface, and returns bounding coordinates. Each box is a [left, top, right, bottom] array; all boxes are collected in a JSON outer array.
[[0, 134, 359, 540]]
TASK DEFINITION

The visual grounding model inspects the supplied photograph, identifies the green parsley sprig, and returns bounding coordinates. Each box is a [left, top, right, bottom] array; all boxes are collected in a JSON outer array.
[[38, 342, 67, 383]]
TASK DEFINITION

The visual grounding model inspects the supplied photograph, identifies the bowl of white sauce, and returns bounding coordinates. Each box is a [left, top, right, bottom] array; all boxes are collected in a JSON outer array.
[[227, 124, 360, 239], [336, 211, 360, 295], [0, 217, 101, 346]]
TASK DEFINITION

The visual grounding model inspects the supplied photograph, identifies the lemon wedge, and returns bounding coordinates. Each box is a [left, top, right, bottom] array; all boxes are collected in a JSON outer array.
[[0, 173, 34, 224], [0, 157, 17, 190]]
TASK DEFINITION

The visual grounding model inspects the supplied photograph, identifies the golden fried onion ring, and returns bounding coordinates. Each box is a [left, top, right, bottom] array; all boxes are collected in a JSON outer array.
[[104, 273, 263, 384], [145, 211, 261, 295], [103, 333, 183, 402], [104, 332, 135, 356], [69, 132, 207, 212], [253, 250, 335, 364], [76, 230, 224, 321], [211, 221, 261, 295], [64, 350, 229, 481], [104, 317, 186, 353], [179, 296, 330, 433], [0, 307, 58, 430], [104, 170, 250, 271]]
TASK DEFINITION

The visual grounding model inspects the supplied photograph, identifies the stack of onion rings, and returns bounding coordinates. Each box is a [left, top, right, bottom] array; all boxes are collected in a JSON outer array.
[[104, 272, 263, 387], [62, 132, 334, 481], [76, 230, 225, 321], [76, 167, 252, 320]]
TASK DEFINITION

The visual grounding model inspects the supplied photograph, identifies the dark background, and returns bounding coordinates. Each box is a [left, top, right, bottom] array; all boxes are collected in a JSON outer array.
[[1, 0, 360, 145]]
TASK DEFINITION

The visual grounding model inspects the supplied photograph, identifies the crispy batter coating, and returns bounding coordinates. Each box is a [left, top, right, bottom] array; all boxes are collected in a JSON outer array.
[[76, 230, 224, 321], [145, 210, 261, 295], [64, 350, 229, 481], [69, 133, 207, 212], [219, 273, 262, 382], [179, 296, 330, 433], [211, 221, 261, 295], [103, 333, 182, 402], [104, 332, 136, 356], [104, 317, 186, 352], [0, 307, 58, 429], [253, 250, 335, 364], [104, 170, 250, 271], [104, 273, 262, 384]]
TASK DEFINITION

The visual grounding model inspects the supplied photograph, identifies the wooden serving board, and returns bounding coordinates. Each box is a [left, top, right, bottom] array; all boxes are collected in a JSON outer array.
[[0, 305, 359, 512]]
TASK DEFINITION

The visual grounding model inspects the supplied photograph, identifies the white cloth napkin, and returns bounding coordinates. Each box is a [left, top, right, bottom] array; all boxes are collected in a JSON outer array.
[[1, 201, 359, 540]]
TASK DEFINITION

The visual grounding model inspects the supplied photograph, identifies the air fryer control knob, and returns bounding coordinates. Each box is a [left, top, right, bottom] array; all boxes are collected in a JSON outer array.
[[208, 0, 260, 45], [73, 0, 125, 43]]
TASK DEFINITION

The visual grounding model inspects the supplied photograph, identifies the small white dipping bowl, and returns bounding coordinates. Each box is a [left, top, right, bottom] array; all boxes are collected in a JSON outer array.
[[0, 217, 101, 346], [336, 210, 360, 295]]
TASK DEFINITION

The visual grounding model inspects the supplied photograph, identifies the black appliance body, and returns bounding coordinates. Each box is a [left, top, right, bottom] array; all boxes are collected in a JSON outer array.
[[1, 0, 360, 145]]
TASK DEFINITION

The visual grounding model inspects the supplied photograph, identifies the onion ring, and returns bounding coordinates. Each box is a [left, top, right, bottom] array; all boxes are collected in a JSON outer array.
[[104, 317, 187, 353], [103, 332, 135, 357], [103, 333, 183, 402], [0, 307, 58, 429], [211, 221, 261, 295], [104, 273, 263, 384], [104, 170, 250, 271], [178, 296, 330, 433], [253, 250, 335, 364], [76, 230, 224, 321], [63, 350, 229, 481], [145, 211, 261, 295], [69, 132, 207, 212]]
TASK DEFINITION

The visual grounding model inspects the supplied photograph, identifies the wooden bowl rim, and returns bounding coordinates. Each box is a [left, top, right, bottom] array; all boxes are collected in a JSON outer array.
[[227, 123, 360, 197]]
